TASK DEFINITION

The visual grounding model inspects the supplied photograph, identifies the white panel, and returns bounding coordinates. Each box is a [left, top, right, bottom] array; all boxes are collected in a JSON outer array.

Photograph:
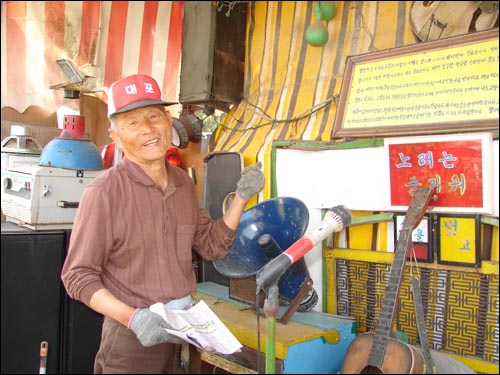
[[276, 146, 388, 211], [275, 145, 388, 312]]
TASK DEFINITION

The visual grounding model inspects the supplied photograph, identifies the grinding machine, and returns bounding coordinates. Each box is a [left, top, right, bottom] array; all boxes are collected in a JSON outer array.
[[1, 115, 104, 230]]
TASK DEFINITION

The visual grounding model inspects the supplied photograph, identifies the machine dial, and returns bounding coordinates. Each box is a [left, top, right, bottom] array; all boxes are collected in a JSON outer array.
[[3, 177, 12, 190]]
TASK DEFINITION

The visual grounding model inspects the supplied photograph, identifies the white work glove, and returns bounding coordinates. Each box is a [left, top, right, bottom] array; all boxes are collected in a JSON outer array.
[[128, 308, 183, 347], [236, 162, 265, 202]]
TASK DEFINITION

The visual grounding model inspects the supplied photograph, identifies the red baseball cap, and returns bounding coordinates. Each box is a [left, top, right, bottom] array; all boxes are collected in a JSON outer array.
[[107, 74, 177, 117]]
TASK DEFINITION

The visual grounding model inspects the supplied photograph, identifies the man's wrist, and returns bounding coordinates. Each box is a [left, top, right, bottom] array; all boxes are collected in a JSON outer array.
[[127, 308, 140, 329], [235, 191, 249, 203]]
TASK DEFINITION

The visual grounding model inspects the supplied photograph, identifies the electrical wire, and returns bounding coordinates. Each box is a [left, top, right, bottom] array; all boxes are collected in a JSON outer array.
[[217, 95, 338, 132], [216, 1, 249, 17]]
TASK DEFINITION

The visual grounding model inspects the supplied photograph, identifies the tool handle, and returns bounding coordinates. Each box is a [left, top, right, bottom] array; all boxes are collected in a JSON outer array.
[[39, 341, 48, 374], [57, 200, 80, 208]]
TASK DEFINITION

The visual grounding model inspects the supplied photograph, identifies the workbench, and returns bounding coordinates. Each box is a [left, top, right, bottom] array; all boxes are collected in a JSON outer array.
[[194, 282, 356, 374]]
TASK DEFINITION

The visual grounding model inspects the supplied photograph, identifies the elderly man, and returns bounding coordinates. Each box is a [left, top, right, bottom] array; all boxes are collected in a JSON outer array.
[[61, 74, 264, 374]]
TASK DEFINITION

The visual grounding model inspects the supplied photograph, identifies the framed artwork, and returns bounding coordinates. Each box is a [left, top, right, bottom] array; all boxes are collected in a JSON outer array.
[[394, 213, 432, 263], [437, 214, 481, 267], [332, 29, 498, 138]]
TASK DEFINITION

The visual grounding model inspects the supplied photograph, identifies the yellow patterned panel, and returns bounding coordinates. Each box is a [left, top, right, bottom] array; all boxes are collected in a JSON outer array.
[[334, 260, 499, 365]]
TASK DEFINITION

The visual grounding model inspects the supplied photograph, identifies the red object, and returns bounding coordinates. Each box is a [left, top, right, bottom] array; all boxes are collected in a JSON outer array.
[[107, 74, 176, 117], [99, 142, 116, 169], [285, 237, 315, 263], [388, 139, 483, 208], [62, 115, 86, 138], [99, 142, 182, 169], [165, 146, 182, 167]]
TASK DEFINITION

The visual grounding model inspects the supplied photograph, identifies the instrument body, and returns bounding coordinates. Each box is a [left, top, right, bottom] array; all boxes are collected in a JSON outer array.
[[410, 1, 499, 41], [340, 188, 435, 374], [341, 332, 426, 374]]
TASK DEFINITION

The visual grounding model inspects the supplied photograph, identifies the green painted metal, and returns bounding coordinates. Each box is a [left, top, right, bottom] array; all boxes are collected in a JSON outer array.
[[481, 216, 499, 227], [265, 316, 276, 374], [351, 213, 394, 226]]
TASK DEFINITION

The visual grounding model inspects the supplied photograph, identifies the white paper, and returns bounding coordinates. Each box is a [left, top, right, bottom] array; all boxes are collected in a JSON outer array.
[[150, 299, 242, 355]]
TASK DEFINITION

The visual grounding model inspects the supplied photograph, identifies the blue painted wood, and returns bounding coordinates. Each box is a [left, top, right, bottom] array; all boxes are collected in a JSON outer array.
[[285, 335, 352, 374], [196, 282, 356, 374]]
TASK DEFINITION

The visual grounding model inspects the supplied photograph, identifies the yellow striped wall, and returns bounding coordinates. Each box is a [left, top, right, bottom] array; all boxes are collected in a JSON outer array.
[[209, 4, 499, 371], [212, 1, 419, 199]]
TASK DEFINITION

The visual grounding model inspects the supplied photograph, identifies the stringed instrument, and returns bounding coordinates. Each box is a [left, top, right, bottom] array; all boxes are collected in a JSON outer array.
[[410, 1, 499, 42], [340, 187, 435, 374]]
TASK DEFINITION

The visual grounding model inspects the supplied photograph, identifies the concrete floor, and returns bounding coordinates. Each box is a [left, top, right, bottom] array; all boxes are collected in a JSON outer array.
[[431, 350, 476, 374]]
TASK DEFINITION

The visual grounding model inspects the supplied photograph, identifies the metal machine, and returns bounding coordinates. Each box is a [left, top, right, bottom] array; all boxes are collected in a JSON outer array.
[[1, 162, 102, 230], [1, 124, 42, 171], [1, 115, 104, 230]]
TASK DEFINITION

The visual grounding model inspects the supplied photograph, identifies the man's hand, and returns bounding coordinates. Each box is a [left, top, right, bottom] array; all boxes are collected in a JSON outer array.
[[236, 162, 265, 202], [128, 308, 183, 347]]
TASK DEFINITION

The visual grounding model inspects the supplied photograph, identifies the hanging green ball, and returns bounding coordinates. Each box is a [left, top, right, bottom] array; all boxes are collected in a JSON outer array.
[[313, 1, 336, 21], [305, 19, 329, 46]]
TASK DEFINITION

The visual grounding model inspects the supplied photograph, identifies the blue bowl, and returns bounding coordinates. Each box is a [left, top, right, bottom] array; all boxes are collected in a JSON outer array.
[[39, 137, 103, 170]]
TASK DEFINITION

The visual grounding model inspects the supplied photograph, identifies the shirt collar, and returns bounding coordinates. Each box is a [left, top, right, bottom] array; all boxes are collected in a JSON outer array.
[[120, 157, 183, 188]]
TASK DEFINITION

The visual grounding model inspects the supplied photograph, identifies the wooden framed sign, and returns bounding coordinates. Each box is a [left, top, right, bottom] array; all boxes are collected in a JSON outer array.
[[332, 29, 499, 138], [437, 214, 481, 268], [394, 213, 433, 263]]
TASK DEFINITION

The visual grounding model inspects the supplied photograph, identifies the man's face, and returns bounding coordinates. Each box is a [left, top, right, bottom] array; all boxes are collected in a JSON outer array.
[[109, 105, 172, 165]]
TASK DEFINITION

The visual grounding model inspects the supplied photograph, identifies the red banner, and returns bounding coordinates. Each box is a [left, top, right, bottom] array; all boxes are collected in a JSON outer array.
[[389, 139, 483, 207]]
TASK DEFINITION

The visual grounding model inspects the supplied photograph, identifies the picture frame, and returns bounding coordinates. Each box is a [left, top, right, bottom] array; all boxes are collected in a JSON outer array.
[[332, 29, 499, 138], [394, 213, 433, 263], [437, 214, 481, 267]]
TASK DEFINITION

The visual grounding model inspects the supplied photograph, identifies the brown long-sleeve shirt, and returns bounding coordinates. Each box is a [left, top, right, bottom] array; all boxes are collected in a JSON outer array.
[[61, 157, 235, 308]]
